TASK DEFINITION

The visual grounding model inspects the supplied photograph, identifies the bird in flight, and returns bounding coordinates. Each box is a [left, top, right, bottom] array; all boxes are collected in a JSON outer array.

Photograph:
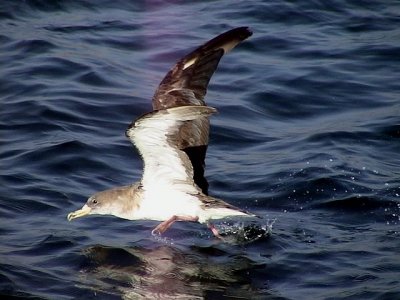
[[67, 27, 254, 238]]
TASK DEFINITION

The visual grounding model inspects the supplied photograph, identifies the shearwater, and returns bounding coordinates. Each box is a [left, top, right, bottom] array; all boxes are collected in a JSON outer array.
[[67, 27, 255, 238]]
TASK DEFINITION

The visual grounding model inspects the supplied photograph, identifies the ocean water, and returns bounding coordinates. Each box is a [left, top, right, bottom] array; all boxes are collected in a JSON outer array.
[[1, 1, 400, 299]]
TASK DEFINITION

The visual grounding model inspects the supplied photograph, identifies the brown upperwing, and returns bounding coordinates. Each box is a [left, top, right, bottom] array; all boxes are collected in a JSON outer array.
[[151, 27, 253, 195]]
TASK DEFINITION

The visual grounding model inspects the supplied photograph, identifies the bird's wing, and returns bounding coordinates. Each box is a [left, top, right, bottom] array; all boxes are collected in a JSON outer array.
[[152, 27, 253, 111], [151, 27, 252, 194], [126, 106, 217, 193]]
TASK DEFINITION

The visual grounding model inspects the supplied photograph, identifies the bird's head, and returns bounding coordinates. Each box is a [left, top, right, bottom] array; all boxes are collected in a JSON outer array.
[[67, 185, 139, 221], [67, 192, 110, 221]]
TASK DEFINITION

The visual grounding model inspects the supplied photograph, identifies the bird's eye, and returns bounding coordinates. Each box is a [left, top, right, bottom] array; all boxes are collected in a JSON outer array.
[[92, 199, 98, 204]]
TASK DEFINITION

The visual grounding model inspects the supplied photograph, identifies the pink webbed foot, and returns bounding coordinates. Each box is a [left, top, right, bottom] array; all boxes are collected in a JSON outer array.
[[207, 223, 225, 240]]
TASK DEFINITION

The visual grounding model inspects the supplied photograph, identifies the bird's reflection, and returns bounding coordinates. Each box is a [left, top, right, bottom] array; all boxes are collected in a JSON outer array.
[[78, 239, 269, 299]]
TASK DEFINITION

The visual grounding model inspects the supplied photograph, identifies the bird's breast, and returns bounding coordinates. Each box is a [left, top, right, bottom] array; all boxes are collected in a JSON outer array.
[[132, 188, 202, 221]]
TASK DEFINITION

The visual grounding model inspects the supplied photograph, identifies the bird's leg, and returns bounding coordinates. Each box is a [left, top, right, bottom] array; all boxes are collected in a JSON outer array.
[[152, 216, 177, 235], [207, 223, 224, 239], [151, 215, 199, 235]]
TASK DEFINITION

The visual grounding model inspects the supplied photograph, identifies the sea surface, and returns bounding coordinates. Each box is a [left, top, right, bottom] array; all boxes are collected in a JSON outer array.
[[1, 1, 400, 299]]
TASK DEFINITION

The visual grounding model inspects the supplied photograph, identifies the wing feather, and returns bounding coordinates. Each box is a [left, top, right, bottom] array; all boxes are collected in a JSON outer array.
[[151, 27, 252, 195], [152, 27, 253, 111], [126, 106, 217, 193]]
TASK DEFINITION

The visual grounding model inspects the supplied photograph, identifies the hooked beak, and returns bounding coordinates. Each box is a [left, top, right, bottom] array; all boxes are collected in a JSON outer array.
[[67, 204, 92, 221]]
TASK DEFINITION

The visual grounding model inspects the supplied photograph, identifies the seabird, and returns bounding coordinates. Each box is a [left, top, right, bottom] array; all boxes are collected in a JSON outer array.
[[67, 27, 254, 237]]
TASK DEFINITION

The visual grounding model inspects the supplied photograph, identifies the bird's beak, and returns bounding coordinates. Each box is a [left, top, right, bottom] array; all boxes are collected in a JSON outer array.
[[67, 204, 92, 221]]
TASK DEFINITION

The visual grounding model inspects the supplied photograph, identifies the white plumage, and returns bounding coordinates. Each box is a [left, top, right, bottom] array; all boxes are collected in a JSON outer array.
[[126, 106, 216, 193]]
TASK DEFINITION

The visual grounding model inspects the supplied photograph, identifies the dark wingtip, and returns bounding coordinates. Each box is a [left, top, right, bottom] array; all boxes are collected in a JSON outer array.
[[191, 26, 253, 55], [234, 26, 253, 39], [221, 26, 253, 41]]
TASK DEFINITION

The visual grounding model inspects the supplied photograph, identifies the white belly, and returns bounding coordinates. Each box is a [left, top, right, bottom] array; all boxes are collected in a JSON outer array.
[[132, 188, 202, 221]]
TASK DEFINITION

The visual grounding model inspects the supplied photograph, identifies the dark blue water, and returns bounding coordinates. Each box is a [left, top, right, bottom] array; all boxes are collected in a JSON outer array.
[[1, 1, 399, 299]]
